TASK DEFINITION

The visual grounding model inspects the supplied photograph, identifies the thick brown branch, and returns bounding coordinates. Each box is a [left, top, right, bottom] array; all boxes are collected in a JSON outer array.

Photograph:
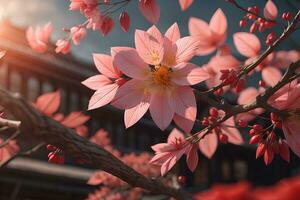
[[0, 89, 191, 200]]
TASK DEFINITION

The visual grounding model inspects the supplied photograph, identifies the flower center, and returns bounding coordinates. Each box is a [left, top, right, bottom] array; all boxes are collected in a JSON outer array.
[[152, 66, 171, 87]]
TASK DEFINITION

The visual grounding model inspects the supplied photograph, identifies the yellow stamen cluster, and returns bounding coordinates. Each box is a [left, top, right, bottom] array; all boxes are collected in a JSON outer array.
[[152, 66, 171, 87]]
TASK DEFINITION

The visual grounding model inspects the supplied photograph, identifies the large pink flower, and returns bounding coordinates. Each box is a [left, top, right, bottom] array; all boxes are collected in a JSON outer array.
[[112, 24, 210, 130], [270, 83, 300, 157]]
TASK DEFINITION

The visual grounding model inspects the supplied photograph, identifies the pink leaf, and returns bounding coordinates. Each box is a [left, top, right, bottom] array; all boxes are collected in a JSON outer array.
[[178, 0, 193, 11], [61, 111, 90, 128], [139, 0, 160, 24], [34, 90, 61, 116], [233, 32, 261, 57], [264, 0, 278, 20], [262, 66, 282, 87]]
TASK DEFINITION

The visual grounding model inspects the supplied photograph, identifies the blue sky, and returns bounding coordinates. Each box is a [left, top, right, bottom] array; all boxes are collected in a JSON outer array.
[[0, 0, 299, 64]]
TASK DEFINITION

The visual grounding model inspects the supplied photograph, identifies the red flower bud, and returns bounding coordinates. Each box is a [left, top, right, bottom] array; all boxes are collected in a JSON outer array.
[[256, 143, 266, 158], [264, 146, 274, 165], [250, 135, 261, 144], [119, 11, 130, 32], [178, 176, 186, 185], [219, 134, 228, 144], [209, 107, 219, 118]]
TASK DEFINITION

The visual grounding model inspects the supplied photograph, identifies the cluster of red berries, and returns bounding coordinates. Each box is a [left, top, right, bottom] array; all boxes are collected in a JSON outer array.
[[239, 6, 276, 33], [248, 122, 289, 165], [202, 107, 228, 144], [47, 144, 65, 164], [219, 69, 246, 93]]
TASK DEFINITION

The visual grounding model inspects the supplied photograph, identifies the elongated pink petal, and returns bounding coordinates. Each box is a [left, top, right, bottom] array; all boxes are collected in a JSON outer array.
[[188, 17, 212, 39], [151, 143, 176, 153], [222, 117, 243, 145], [82, 75, 112, 90], [264, 0, 278, 20], [233, 32, 261, 57], [282, 120, 300, 158], [209, 55, 240, 70], [34, 90, 60, 115], [124, 95, 150, 128], [161, 149, 186, 176], [88, 84, 119, 110], [167, 128, 185, 143], [26, 27, 47, 53], [195, 45, 216, 56], [262, 66, 282, 87], [112, 47, 149, 80], [139, 0, 160, 24], [186, 144, 198, 172], [164, 23, 181, 43], [173, 113, 194, 133], [61, 111, 90, 128], [179, 0, 193, 11], [169, 87, 196, 126], [175, 36, 200, 63], [199, 132, 218, 158], [135, 29, 164, 65], [93, 54, 121, 78], [147, 25, 163, 43], [149, 92, 174, 130], [172, 63, 211, 85], [150, 151, 174, 165], [209, 9, 227, 42], [42, 22, 53, 43], [238, 87, 259, 105], [112, 79, 147, 109]]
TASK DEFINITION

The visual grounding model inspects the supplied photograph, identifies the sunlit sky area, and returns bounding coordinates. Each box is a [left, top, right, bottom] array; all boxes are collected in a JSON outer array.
[[0, 0, 299, 64]]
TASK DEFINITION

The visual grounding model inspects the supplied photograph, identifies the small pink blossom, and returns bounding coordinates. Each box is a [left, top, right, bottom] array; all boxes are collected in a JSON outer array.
[[70, 26, 86, 45], [150, 128, 198, 176], [26, 22, 53, 53], [55, 39, 71, 54], [139, 0, 160, 24], [189, 9, 227, 55]]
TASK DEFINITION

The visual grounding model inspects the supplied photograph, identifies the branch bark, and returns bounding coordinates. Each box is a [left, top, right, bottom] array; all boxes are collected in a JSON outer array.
[[0, 89, 192, 200]]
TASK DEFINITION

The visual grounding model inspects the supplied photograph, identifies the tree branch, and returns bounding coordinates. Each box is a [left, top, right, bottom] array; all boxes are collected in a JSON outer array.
[[0, 89, 191, 200]]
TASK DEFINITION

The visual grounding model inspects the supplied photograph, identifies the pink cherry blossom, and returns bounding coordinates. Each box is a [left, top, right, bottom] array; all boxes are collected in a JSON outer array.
[[111, 24, 210, 130], [179, 0, 193, 11], [199, 111, 243, 158], [55, 39, 71, 54], [264, 0, 278, 20], [270, 83, 300, 158], [189, 9, 227, 55], [71, 26, 86, 45], [82, 53, 123, 110], [150, 128, 198, 176], [26, 22, 53, 53], [139, 0, 160, 24]]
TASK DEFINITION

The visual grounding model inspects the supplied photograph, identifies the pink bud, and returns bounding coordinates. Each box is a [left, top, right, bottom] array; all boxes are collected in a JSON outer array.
[[259, 80, 266, 87], [119, 11, 130, 32], [238, 119, 247, 128], [177, 176, 186, 185], [239, 19, 247, 27], [201, 118, 209, 126], [47, 144, 56, 151], [279, 139, 290, 162], [71, 26, 86, 45], [264, 146, 274, 165], [209, 107, 219, 118], [55, 39, 71, 54], [256, 143, 266, 158], [253, 124, 263, 131], [250, 135, 261, 144], [219, 134, 228, 144], [282, 12, 292, 21], [250, 22, 258, 33]]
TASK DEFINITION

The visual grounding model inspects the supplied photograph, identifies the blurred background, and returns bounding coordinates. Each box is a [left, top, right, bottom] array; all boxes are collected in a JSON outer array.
[[0, 0, 299, 199]]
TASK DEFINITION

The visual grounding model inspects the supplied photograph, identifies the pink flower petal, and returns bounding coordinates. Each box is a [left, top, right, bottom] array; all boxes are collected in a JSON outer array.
[[167, 128, 185, 143], [233, 32, 261, 57], [238, 87, 259, 105], [199, 132, 218, 158], [173, 114, 194, 133], [88, 84, 119, 110], [264, 0, 278, 20], [282, 120, 300, 158], [222, 117, 243, 145], [139, 0, 160, 24], [93, 54, 121, 78], [124, 95, 150, 128], [169, 87, 196, 126], [147, 25, 163, 43], [188, 17, 212, 40], [151, 143, 175, 153], [186, 144, 198, 172], [112, 79, 147, 109], [149, 92, 174, 130], [172, 63, 211, 85], [209, 9, 227, 44], [262, 66, 282, 87], [179, 0, 193, 11], [34, 90, 61, 116], [135, 29, 164, 65], [81, 75, 112, 90], [112, 47, 149, 80], [175, 36, 200, 63], [164, 23, 181, 43]]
